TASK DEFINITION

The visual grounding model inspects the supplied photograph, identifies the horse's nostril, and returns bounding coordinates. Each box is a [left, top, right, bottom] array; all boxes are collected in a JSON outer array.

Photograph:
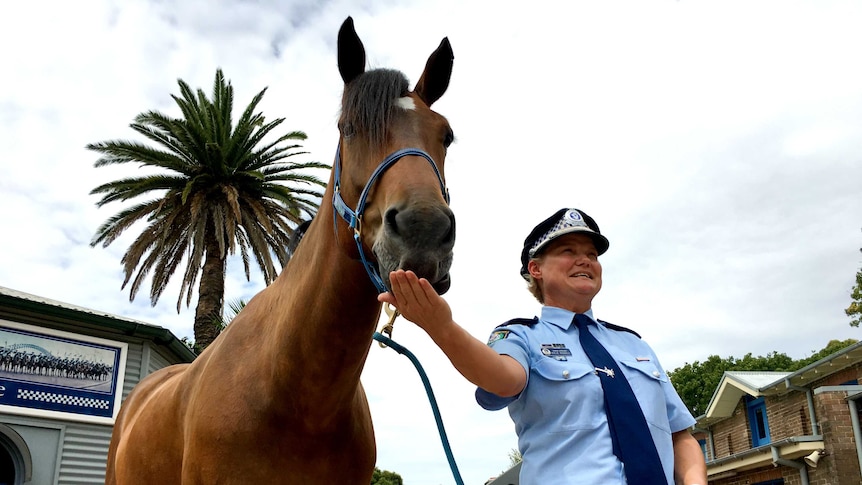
[[444, 211, 456, 244], [385, 208, 400, 235]]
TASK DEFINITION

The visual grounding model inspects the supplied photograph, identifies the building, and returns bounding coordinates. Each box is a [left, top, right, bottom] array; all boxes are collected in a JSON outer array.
[[0, 287, 195, 485], [488, 342, 862, 485], [696, 341, 862, 484]]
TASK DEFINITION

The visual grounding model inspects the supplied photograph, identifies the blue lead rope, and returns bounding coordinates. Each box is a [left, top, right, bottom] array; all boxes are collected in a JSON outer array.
[[372, 331, 465, 485]]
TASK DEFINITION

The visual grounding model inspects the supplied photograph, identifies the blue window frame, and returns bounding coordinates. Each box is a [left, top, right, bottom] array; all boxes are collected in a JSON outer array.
[[697, 438, 708, 461], [746, 396, 771, 447]]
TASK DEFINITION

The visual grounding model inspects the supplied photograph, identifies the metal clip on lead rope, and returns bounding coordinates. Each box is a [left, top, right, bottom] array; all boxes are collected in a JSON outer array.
[[378, 303, 399, 348]]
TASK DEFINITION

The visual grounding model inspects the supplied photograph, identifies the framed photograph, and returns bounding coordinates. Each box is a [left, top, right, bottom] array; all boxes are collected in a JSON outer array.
[[0, 319, 128, 425]]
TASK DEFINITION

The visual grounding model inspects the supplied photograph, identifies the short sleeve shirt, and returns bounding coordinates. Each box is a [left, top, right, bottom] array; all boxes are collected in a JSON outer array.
[[476, 307, 695, 485]]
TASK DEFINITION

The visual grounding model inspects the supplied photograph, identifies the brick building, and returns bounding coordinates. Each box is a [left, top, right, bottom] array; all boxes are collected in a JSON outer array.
[[697, 342, 862, 484]]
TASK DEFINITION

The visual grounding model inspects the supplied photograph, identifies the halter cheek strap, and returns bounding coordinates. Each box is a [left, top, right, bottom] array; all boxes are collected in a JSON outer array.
[[332, 145, 450, 293]]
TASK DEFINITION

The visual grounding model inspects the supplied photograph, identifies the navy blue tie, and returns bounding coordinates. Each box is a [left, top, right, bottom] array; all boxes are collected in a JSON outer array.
[[574, 314, 667, 484]]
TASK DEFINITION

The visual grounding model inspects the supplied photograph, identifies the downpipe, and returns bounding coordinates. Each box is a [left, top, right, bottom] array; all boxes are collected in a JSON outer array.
[[771, 446, 809, 485]]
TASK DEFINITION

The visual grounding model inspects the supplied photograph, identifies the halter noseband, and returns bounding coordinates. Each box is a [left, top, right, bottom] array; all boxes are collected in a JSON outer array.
[[332, 145, 450, 293]]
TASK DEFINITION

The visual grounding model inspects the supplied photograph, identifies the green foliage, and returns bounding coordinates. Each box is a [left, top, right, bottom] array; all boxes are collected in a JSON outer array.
[[212, 298, 247, 329], [847, 264, 862, 327], [507, 448, 522, 468], [847, 234, 862, 327], [795, 339, 859, 368], [668, 339, 858, 416], [370, 467, 403, 485]]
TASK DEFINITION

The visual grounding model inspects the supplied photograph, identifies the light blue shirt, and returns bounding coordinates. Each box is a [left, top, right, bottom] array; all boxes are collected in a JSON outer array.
[[476, 307, 695, 485]]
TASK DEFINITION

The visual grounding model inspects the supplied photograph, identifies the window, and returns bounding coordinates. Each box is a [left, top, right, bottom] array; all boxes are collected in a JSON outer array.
[[0, 424, 31, 485], [697, 438, 708, 461], [746, 396, 771, 447]]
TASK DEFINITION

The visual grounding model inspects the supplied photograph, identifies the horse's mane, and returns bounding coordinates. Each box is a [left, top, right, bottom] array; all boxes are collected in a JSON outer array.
[[341, 69, 410, 149]]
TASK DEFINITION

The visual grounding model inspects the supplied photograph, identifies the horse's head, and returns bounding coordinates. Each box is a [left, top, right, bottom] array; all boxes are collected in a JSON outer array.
[[333, 17, 455, 294]]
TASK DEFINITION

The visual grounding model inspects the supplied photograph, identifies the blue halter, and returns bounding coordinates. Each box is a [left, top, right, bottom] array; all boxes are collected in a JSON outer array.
[[332, 146, 450, 293]]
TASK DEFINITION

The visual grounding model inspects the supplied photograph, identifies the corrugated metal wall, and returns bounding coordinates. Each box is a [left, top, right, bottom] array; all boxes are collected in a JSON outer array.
[[148, 345, 175, 375], [56, 423, 112, 484], [122, 340, 145, 398], [54, 340, 146, 485]]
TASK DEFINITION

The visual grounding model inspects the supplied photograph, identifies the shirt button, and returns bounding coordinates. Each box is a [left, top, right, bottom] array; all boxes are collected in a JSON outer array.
[[562, 370, 570, 379], [653, 371, 661, 378]]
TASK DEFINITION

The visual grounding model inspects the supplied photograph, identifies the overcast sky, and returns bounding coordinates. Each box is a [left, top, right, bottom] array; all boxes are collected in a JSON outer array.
[[3, 1, 862, 483]]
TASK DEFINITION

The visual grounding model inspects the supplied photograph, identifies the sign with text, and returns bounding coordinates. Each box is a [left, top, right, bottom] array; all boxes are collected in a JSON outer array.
[[0, 320, 127, 424]]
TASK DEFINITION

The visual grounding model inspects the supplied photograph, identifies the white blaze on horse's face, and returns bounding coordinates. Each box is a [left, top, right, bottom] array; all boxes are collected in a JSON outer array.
[[396, 96, 416, 111]]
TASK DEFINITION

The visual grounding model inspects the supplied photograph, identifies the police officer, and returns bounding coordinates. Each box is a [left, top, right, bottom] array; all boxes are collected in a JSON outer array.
[[379, 208, 707, 485]]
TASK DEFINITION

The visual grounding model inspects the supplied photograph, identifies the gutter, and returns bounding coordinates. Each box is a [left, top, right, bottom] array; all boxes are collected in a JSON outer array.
[[706, 435, 822, 468], [0, 291, 197, 362]]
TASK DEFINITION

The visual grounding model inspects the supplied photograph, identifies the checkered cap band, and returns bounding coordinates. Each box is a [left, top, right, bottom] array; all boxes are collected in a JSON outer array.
[[528, 210, 590, 257]]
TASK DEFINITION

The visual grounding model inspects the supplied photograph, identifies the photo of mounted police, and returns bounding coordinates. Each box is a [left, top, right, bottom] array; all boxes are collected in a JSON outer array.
[[0, 325, 116, 393]]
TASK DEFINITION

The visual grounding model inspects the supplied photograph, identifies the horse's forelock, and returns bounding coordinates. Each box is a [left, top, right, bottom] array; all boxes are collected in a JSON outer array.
[[341, 69, 410, 149]]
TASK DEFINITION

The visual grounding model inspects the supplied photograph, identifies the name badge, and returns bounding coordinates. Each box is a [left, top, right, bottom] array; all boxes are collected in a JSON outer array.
[[541, 343, 573, 361]]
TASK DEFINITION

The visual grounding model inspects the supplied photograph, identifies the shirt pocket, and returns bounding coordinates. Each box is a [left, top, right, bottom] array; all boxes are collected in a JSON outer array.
[[532, 359, 605, 432], [619, 360, 671, 433]]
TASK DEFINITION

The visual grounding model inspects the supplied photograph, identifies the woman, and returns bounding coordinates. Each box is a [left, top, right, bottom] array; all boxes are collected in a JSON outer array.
[[379, 208, 707, 485]]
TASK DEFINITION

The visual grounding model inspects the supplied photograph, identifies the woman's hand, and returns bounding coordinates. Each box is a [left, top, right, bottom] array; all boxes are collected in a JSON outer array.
[[377, 269, 453, 332]]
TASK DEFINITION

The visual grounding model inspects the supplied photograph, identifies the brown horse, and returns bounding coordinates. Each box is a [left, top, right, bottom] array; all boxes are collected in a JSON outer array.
[[105, 17, 455, 484]]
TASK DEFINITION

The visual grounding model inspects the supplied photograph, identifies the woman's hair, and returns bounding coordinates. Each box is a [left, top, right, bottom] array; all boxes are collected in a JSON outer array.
[[525, 257, 544, 303]]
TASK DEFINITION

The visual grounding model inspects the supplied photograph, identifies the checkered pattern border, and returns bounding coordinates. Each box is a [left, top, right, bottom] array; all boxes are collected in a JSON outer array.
[[17, 388, 110, 410]]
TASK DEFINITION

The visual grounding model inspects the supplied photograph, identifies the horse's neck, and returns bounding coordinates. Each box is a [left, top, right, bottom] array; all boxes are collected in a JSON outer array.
[[273, 220, 381, 349], [248, 211, 381, 422]]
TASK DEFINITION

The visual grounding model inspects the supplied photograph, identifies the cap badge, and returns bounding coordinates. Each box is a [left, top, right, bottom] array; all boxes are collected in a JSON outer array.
[[563, 209, 587, 227]]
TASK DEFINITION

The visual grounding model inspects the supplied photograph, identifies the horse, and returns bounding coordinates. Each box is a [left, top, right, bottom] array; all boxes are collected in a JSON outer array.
[[105, 16, 455, 484]]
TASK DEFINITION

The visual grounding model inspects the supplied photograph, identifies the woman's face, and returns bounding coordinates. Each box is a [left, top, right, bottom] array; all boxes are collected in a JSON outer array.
[[528, 233, 602, 313]]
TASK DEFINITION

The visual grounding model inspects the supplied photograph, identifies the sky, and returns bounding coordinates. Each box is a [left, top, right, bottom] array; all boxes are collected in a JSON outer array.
[[2, 0, 862, 483]]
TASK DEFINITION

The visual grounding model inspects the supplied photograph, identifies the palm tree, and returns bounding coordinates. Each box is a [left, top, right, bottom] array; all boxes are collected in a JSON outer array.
[[89, 69, 329, 350]]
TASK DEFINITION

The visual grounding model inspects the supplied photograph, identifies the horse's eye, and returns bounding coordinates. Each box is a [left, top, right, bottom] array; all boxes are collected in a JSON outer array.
[[339, 122, 356, 139], [443, 129, 454, 148]]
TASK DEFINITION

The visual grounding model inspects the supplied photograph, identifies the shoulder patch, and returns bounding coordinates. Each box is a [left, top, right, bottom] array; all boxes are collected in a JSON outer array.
[[486, 317, 536, 345], [487, 330, 510, 345], [598, 320, 642, 339], [499, 317, 538, 327]]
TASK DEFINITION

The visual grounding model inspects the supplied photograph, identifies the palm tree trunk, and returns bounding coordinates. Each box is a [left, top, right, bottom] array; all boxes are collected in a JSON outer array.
[[194, 233, 226, 351]]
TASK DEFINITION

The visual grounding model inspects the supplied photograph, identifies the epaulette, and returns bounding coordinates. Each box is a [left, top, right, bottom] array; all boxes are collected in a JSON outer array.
[[598, 319, 641, 339], [499, 317, 538, 327]]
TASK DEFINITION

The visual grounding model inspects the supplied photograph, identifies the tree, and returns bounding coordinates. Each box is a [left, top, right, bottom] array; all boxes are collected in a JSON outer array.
[[795, 338, 859, 368], [506, 448, 522, 468], [370, 467, 403, 485], [668, 339, 858, 416], [847, 263, 862, 327], [847, 232, 862, 327], [89, 69, 329, 350]]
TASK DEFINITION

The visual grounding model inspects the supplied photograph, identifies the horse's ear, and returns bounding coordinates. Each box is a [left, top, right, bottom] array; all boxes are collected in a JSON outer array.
[[338, 16, 366, 84], [414, 37, 453, 107]]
